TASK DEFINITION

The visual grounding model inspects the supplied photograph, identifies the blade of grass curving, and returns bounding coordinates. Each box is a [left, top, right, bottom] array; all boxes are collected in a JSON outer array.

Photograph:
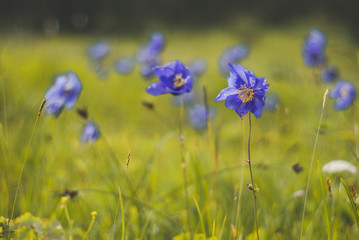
[[340, 178, 359, 229], [138, 211, 152, 240], [317, 159, 331, 240], [219, 215, 227, 240], [300, 88, 329, 240], [193, 195, 207, 238]]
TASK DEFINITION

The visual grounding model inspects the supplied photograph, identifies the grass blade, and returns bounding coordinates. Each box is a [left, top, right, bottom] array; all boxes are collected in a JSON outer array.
[[317, 160, 331, 240], [340, 178, 359, 229]]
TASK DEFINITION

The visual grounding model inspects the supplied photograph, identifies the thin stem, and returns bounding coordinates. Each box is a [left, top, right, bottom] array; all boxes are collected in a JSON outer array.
[[63, 201, 73, 240], [82, 212, 97, 240], [179, 95, 193, 240], [247, 113, 259, 240], [300, 88, 329, 239]]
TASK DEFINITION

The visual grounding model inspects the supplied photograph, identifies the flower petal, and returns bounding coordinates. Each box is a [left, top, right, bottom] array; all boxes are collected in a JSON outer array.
[[224, 94, 242, 110], [146, 81, 171, 96], [228, 64, 248, 86], [250, 98, 265, 118], [235, 101, 253, 117], [215, 87, 238, 102]]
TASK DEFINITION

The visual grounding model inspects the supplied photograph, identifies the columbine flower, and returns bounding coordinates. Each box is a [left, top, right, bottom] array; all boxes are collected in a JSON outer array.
[[80, 121, 101, 143], [87, 42, 110, 61], [302, 29, 326, 67], [188, 58, 207, 79], [44, 71, 82, 117], [218, 44, 249, 75], [146, 60, 193, 96], [215, 64, 269, 118], [114, 57, 136, 75], [187, 103, 213, 130], [329, 80, 356, 110], [146, 32, 166, 55], [321, 66, 339, 83]]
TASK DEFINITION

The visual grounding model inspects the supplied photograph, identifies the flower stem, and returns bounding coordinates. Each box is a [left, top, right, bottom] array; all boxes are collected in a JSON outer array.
[[247, 113, 259, 240], [179, 95, 193, 240]]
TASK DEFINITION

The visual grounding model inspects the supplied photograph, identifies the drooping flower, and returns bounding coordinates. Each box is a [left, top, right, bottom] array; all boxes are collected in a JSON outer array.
[[137, 32, 166, 78], [218, 44, 249, 75], [321, 66, 339, 83], [302, 29, 326, 67], [187, 103, 213, 130], [215, 64, 269, 118], [188, 58, 207, 79], [80, 121, 101, 143], [146, 60, 193, 96], [114, 57, 136, 75], [44, 71, 82, 117], [87, 42, 110, 61], [329, 80, 356, 110]]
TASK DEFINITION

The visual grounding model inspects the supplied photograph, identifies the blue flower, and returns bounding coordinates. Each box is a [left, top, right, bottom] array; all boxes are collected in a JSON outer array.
[[264, 92, 279, 112], [44, 71, 82, 117], [188, 103, 213, 130], [329, 81, 356, 110], [219, 44, 249, 75], [215, 64, 269, 118], [147, 32, 166, 55], [172, 91, 196, 107], [139, 57, 161, 78], [80, 121, 101, 143], [114, 57, 136, 75], [321, 66, 339, 83], [188, 58, 207, 79], [146, 60, 193, 96], [302, 29, 326, 67], [87, 42, 110, 61]]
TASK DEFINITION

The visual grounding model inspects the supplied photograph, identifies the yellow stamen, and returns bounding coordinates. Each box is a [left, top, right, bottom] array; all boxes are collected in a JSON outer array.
[[238, 84, 254, 103], [173, 73, 185, 88]]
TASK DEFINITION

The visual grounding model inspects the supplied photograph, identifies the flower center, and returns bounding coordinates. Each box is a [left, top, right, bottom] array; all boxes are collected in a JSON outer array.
[[173, 74, 185, 88], [238, 84, 254, 103], [340, 86, 349, 99]]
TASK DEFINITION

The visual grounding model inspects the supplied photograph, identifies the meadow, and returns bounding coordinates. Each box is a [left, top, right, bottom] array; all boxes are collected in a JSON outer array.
[[0, 17, 359, 239]]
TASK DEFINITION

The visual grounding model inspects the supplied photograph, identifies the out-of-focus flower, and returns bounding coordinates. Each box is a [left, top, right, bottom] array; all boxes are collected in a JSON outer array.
[[215, 64, 269, 118], [88, 42, 110, 61], [172, 91, 196, 107], [114, 57, 136, 75], [264, 92, 279, 112], [80, 121, 101, 143], [321, 66, 339, 83], [329, 80, 356, 110], [322, 160, 357, 174], [188, 58, 207, 79], [187, 103, 213, 130], [137, 32, 166, 78], [292, 189, 305, 198], [146, 60, 193, 96], [302, 29, 326, 67], [44, 71, 82, 117], [218, 44, 249, 75]]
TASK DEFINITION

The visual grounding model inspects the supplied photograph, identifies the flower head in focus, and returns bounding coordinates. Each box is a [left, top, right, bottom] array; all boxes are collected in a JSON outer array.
[[215, 64, 269, 118], [44, 71, 82, 117], [329, 80, 356, 110], [80, 121, 101, 143], [146, 60, 193, 96], [219, 44, 249, 75], [302, 29, 326, 67]]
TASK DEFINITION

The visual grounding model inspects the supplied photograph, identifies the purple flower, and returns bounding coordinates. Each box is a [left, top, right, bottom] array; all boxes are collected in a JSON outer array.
[[80, 121, 101, 143], [188, 103, 213, 130], [302, 29, 326, 67], [172, 91, 196, 107], [147, 32, 166, 55], [215, 64, 269, 118], [146, 60, 193, 96], [321, 66, 339, 83], [139, 57, 161, 78], [44, 71, 82, 117], [188, 58, 207, 79], [219, 44, 249, 75], [329, 81, 356, 110], [87, 42, 110, 61], [264, 93, 279, 112], [114, 57, 135, 75]]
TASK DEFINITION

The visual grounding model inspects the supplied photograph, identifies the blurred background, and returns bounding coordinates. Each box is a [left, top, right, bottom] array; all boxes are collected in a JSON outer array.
[[0, 0, 359, 39]]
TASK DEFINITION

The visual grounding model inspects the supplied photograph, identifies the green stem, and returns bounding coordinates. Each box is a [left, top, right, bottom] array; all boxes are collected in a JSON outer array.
[[82, 212, 97, 240], [179, 95, 193, 240], [247, 113, 259, 240]]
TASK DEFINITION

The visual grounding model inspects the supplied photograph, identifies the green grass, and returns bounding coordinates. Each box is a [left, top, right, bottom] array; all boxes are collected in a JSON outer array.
[[0, 17, 359, 239]]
